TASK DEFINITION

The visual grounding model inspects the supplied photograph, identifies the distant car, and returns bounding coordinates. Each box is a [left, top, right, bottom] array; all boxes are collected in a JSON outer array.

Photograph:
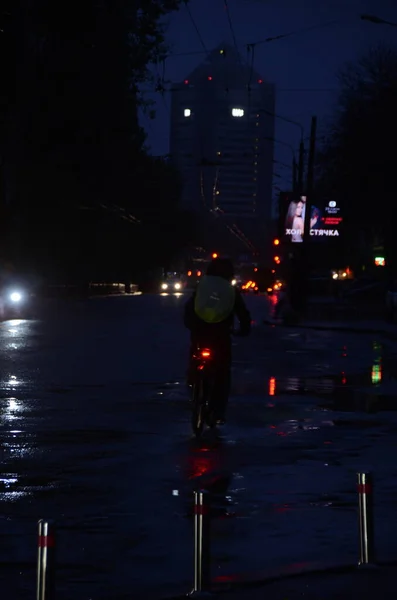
[[231, 276, 241, 289], [241, 280, 259, 294], [0, 287, 33, 320], [160, 277, 186, 293]]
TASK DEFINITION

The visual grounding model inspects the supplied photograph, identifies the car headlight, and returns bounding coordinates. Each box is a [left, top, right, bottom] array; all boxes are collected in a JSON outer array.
[[161, 283, 168, 290], [10, 291, 23, 303], [174, 282, 181, 290], [231, 279, 236, 286]]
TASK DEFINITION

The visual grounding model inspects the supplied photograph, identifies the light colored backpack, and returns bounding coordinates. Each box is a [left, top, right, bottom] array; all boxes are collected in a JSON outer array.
[[194, 275, 235, 323]]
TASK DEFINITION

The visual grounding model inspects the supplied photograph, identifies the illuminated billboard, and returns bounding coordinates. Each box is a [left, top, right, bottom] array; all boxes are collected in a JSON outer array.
[[284, 195, 307, 243], [309, 199, 343, 239]]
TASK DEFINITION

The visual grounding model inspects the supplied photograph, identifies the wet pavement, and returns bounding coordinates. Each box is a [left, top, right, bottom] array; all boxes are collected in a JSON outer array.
[[1, 294, 397, 598], [210, 565, 397, 600]]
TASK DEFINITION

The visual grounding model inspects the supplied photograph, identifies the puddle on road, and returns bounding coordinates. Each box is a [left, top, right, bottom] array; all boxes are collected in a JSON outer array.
[[262, 370, 397, 413], [260, 338, 397, 413]]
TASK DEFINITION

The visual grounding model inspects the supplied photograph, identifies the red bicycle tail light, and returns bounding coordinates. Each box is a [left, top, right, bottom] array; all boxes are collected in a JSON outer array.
[[201, 349, 211, 358]]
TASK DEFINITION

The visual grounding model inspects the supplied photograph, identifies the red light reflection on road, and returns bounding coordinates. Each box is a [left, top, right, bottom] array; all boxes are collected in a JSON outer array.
[[214, 574, 238, 583], [187, 446, 217, 479], [268, 376, 276, 396]]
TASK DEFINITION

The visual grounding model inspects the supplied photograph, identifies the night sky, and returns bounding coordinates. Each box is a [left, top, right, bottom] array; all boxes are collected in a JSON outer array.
[[139, 0, 397, 194]]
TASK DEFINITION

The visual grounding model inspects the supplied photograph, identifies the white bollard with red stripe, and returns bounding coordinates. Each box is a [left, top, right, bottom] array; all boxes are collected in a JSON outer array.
[[36, 519, 56, 600], [357, 472, 376, 566], [190, 490, 212, 597]]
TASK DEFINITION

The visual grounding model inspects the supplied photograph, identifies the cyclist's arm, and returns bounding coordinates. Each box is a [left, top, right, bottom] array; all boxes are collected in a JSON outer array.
[[234, 289, 251, 335]]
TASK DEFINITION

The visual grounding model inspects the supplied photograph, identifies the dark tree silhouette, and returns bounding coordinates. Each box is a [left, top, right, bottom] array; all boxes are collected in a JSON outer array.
[[1, 0, 193, 281], [316, 45, 397, 272]]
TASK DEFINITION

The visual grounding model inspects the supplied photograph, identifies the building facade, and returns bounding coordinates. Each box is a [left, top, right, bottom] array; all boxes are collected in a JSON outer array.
[[169, 44, 275, 254]]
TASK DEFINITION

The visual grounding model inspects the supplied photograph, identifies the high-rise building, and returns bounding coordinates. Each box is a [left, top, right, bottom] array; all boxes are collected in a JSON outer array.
[[169, 43, 275, 253]]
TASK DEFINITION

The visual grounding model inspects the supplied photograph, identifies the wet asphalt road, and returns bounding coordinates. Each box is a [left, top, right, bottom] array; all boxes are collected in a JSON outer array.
[[1, 294, 397, 599]]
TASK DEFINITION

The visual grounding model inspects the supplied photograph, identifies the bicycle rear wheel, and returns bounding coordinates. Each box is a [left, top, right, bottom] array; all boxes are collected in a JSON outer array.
[[191, 376, 206, 437]]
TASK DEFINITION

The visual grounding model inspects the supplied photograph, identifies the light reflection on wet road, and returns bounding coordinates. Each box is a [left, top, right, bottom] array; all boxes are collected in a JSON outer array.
[[1, 295, 397, 599]]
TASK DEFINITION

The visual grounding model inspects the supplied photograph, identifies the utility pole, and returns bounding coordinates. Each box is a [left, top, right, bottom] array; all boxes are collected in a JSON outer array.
[[292, 158, 297, 194], [306, 116, 317, 198], [298, 115, 317, 317], [297, 140, 305, 195]]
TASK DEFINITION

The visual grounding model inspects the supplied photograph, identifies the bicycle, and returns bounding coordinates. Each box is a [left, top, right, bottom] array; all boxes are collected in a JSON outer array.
[[191, 330, 244, 437]]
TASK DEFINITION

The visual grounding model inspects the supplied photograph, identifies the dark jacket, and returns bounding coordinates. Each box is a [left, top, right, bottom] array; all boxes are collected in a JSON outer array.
[[184, 286, 251, 343]]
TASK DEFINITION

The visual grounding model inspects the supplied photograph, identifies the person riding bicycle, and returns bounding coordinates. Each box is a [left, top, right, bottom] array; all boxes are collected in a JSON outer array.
[[184, 257, 251, 423]]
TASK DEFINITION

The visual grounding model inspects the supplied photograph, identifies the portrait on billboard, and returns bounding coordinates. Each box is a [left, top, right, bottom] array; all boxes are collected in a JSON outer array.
[[284, 196, 306, 243], [309, 199, 343, 239], [310, 206, 322, 230]]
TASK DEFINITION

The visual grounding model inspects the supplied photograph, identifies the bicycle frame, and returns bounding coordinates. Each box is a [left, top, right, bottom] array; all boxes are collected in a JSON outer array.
[[191, 347, 217, 436]]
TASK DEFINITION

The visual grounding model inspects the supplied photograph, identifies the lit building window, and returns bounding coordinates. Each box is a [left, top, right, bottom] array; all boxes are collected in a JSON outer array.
[[231, 108, 244, 118], [184, 109, 191, 117]]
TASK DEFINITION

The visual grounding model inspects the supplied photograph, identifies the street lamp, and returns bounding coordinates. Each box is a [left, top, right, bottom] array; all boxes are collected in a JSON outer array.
[[361, 14, 397, 27]]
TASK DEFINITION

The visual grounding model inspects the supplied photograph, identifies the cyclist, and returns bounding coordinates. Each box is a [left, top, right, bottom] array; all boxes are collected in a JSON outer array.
[[184, 257, 251, 423]]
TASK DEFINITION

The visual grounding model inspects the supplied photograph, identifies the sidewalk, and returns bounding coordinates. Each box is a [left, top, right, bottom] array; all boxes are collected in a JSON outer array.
[[260, 295, 397, 336], [216, 565, 397, 599], [296, 319, 397, 336], [263, 316, 397, 335]]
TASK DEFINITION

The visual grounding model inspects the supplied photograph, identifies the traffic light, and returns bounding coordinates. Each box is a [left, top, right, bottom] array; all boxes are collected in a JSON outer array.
[[273, 238, 280, 246], [212, 253, 218, 259]]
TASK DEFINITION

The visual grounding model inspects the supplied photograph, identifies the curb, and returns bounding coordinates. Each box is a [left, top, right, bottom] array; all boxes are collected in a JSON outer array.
[[262, 319, 397, 337]]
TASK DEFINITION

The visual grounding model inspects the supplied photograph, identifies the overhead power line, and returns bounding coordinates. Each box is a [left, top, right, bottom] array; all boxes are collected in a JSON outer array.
[[160, 16, 356, 61], [183, 0, 209, 56], [223, 0, 240, 54], [141, 85, 338, 97]]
